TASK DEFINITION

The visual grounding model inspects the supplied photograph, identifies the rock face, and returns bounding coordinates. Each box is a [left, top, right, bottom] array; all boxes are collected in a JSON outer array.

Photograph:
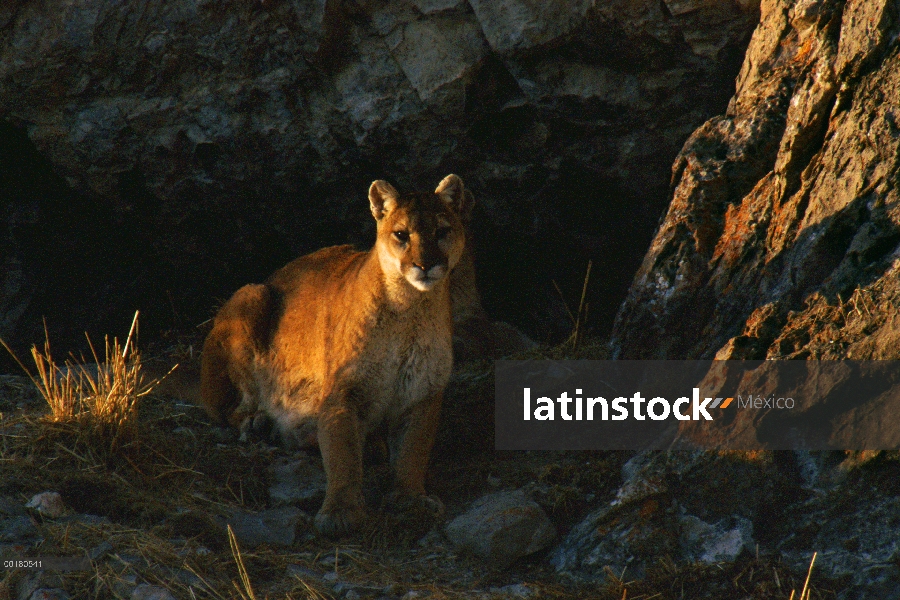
[[0, 0, 758, 353], [612, 0, 900, 361], [676, 359, 900, 450], [553, 450, 900, 597], [551, 451, 787, 579], [779, 466, 900, 600]]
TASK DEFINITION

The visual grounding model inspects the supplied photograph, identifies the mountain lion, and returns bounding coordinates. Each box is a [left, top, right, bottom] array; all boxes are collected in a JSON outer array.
[[199, 174, 470, 536]]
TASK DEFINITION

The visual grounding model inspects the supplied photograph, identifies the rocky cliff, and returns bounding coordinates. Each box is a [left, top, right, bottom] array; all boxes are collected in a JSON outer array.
[[589, 4, 900, 592], [0, 0, 758, 354], [612, 0, 900, 361]]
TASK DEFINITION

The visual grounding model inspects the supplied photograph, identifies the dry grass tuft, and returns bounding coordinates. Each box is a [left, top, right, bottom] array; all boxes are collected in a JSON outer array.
[[1, 311, 173, 453]]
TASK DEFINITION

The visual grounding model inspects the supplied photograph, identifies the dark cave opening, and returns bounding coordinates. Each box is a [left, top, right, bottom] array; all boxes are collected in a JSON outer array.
[[0, 121, 301, 369], [0, 118, 666, 370], [470, 161, 660, 345]]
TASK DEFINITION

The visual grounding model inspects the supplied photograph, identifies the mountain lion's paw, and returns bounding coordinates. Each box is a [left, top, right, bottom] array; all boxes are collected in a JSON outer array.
[[386, 491, 445, 521], [314, 503, 367, 538]]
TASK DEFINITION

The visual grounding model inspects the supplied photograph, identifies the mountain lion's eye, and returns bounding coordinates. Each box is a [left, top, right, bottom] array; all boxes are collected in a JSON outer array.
[[437, 227, 451, 239], [393, 230, 409, 243]]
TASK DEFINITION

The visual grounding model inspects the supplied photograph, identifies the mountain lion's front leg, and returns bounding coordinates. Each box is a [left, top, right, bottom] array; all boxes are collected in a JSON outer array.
[[314, 398, 366, 537], [388, 392, 445, 517]]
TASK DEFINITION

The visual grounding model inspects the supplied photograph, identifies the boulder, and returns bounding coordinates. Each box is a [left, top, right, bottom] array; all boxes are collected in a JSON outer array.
[[445, 490, 555, 567]]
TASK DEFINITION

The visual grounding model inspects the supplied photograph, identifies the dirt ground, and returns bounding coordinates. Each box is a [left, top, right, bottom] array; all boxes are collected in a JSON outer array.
[[0, 348, 839, 600]]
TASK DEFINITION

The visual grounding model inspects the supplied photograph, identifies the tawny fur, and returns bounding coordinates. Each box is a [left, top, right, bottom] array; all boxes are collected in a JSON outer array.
[[199, 175, 469, 536]]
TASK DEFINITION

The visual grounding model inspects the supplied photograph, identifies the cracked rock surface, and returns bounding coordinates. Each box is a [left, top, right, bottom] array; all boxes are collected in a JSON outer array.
[[612, 0, 900, 363]]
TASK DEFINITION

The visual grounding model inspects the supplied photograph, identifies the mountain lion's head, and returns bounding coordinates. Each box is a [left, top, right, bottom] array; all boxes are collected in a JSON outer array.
[[369, 174, 470, 292]]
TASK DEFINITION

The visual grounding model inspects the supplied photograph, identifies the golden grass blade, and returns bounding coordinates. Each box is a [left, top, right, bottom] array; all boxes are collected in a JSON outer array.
[[124, 310, 139, 360], [800, 552, 816, 600], [23, 330, 80, 421], [552, 280, 577, 326], [183, 563, 229, 600], [0, 336, 36, 381], [574, 260, 592, 350], [227, 524, 257, 600]]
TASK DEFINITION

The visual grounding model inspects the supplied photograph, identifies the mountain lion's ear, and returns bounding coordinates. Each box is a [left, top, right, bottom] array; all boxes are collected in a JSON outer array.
[[435, 174, 465, 215], [369, 180, 399, 220]]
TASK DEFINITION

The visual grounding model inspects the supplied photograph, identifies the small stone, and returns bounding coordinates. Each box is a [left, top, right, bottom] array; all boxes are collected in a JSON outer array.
[[332, 581, 354, 594], [679, 515, 753, 564], [211, 427, 237, 443], [173, 569, 203, 588], [382, 583, 403, 595], [0, 515, 38, 542], [445, 490, 556, 568], [490, 322, 537, 357], [496, 583, 535, 598], [227, 507, 302, 548], [416, 530, 443, 547], [166, 511, 226, 551], [25, 493, 67, 519], [0, 496, 27, 517], [268, 457, 327, 510], [88, 541, 113, 560], [16, 573, 66, 600], [130, 584, 177, 600], [317, 553, 345, 567], [109, 572, 139, 599], [411, 0, 464, 14], [28, 590, 70, 600], [112, 554, 147, 569], [286, 564, 321, 581]]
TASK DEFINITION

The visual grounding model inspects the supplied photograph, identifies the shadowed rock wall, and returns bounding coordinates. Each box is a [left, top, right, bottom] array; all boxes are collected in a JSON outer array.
[[0, 0, 758, 355], [612, 0, 900, 360]]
